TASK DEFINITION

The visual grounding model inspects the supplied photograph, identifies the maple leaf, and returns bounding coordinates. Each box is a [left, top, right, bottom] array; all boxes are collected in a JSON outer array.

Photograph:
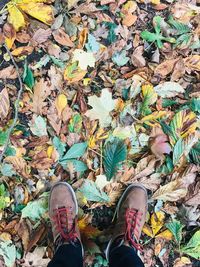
[[85, 89, 117, 127], [72, 49, 96, 70]]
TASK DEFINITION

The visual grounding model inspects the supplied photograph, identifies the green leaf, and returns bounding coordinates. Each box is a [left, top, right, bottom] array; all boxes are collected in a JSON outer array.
[[70, 159, 88, 172], [189, 141, 200, 165], [168, 16, 190, 35], [68, 114, 82, 133], [190, 98, 200, 113], [104, 22, 117, 45], [173, 138, 184, 165], [1, 163, 16, 177], [0, 131, 8, 146], [141, 16, 176, 49], [166, 220, 184, 244], [0, 184, 10, 210], [21, 192, 48, 221], [60, 142, 87, 161], [23, 62, 34, 89], [112, 50, 129, 67], [53, 136, 66, 159], [79, 179, 109, 203], [181, 230, 200, 260], [0, 240, 16, 267], [29, 115, 47, 137], [103, 137, 127, 181]]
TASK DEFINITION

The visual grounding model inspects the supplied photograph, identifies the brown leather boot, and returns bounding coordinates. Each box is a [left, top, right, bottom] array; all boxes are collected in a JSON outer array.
[[106, 184, 148, 258], [49, 182, 83, 253]]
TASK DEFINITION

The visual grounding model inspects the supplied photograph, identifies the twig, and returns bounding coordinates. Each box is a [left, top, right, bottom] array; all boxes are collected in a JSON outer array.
[[0, 44, 23, 164]]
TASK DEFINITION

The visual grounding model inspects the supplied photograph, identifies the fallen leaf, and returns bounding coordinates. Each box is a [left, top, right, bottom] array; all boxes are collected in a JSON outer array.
[[29, 115, 48, 137], [8, 0, 54, 31], [72, 49, 96, 70], [53, 28, 74, 47], [32, 28, 52, 44], [122, 13, 137, 27], [55, 94, 68, 117], [64, 62, 87, 83], [3, 23, 16, 49], [154, 82, 185, 98], [0, 88, 10, 120], [85, 88, 117, 127], [0, 66, 17, 79], [131, 46, 146, 68], [31, 78, 52, 115], [21, 246, 50, 267], [154, 59, 178, 78], [152, 180, 187, 202], [4, 156, 30, 178], [11, 46, 34, 56]]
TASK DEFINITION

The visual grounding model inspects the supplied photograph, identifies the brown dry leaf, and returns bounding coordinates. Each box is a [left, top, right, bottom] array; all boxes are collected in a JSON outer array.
[[184, 55, 200, 72], [105, 182, 124, 204], [72, 3, 99, 14], [4, 156, 31, 178], [3, 23, 16, 49], [47, 103, 61, 135], [26, 224, 46, 253], [48, 66, 63, 91], [16, 219, 31, 251], [171, 58, 185, 81], [0, 88, 10, 120], [78, 28, 88, 48], [185, 182, 200, 206], [152, 180, 187, 202], [16, 31, 31, 43], [133, 156, 157, 180], [52, 28, 74, 47], [31, 78, 52, 115], [131, 46, 146, 68], [32, 28, 52, 44], [154, 59, 178, 78], [0, 65, 17, 79], [122, 13, 137, 27], [11, 46, 34, 56], [139, 174, 161, 192]]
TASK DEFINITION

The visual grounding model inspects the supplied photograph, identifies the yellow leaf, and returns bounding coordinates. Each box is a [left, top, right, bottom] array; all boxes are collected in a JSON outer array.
[[174, 257, 191, 267], [55, 94, 67, 117], [142, 224, 154, 238], [47, 145, 54, 158], [83, 78, 91, 86], [142, 83, 158, 106], [78, 217, 101, 239], [7, 3, 26, 31], [151, 0, 160, 5], [170, 110, 197, 145], [11, 46, 33, 56], [156, 229, 173, 240], [19, 2, 54, 25], [151, 211, 165, 236], [68, 0, 79, 9], [123, 1, 137, 13], [141, 111, 168, 124]]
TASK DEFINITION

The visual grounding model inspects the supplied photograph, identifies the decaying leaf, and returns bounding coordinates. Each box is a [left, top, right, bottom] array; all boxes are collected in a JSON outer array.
[[0, 88, 10, 120]]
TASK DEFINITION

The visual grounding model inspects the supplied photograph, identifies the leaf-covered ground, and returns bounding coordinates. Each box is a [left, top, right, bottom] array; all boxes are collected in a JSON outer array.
[[0, 0, 200, 266]]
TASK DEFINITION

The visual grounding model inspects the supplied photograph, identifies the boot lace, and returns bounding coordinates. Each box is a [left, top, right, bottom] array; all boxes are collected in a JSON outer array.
[[125, 208, 143, 251], [53, 207, 78, 244]]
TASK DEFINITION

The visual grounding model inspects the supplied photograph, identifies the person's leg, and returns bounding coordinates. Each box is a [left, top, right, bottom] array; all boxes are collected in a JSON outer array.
[[48, 242, 83, 267], [48, 182, 83, 267], [106, 184, 147, 267]]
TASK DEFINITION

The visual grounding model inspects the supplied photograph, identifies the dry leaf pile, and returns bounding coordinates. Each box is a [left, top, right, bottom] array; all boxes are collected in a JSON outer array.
[[0, 0, 200, 266]]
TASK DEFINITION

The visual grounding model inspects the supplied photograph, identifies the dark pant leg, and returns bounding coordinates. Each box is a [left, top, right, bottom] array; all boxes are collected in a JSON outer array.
[[109, 245, 144, 267], [47, 242, 83, 267]]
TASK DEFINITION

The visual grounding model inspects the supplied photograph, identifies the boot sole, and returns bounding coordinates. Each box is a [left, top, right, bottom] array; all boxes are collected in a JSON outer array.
[[105, 183, 148, 260]]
